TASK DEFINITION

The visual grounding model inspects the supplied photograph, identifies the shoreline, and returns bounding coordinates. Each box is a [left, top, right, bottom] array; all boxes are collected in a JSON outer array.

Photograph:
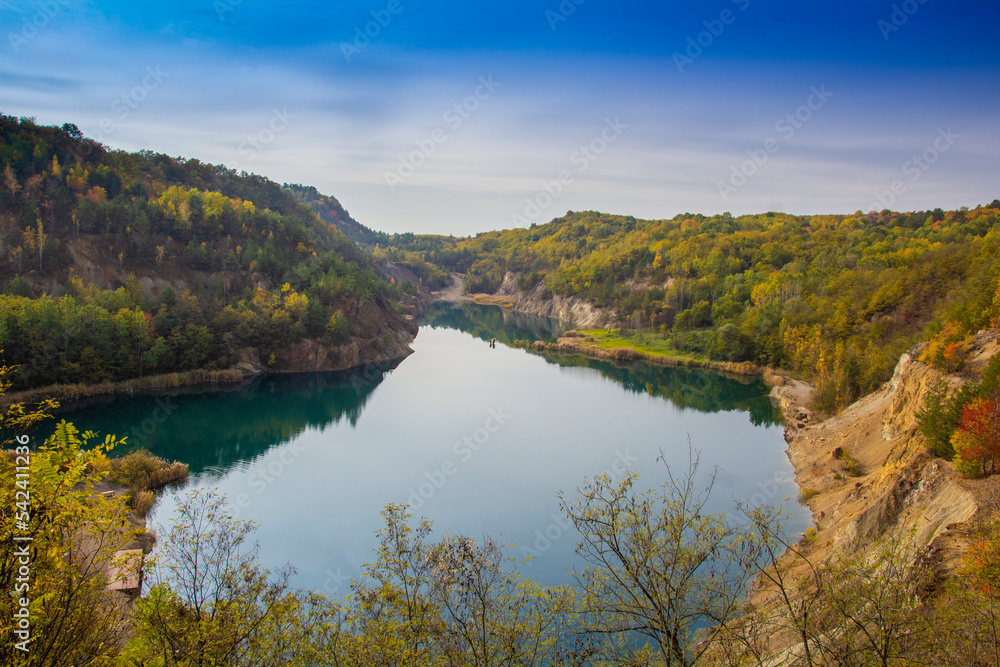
[[433, 276, 777, 382], [537, 336, 767, 379], [0, 350, 414, 411], [1, 369, 247, 410]]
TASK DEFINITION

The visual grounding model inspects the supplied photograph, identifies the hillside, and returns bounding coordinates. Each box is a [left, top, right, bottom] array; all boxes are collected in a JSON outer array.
[[0, 115, 415, 391], [746, 330, 1000, 662], [283, 183, 385, 247], [381, 206, 1000, 411]]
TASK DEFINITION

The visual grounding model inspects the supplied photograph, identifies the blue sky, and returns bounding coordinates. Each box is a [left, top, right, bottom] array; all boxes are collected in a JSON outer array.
[[2, 0, 998, 235]]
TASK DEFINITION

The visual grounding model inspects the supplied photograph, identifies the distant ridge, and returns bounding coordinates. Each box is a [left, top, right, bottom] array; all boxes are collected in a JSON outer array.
[[284, 183, 385, 246]]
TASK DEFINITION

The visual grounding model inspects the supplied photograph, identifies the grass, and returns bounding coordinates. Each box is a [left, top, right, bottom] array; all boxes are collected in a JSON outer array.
[[799, 487, 821, 503], [0, 368, 245, 409], [129, 490, 157, 518], [578, 329, 700, 360], [108, 450, 190, 493], [837, 448, 865, 478], [568, 329, 764, 376]]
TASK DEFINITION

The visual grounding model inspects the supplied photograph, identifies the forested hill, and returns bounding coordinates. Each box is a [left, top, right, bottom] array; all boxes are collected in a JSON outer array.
[[379, 205, 1000, 411], [283, 183, 385, 246], [0, 114, 415, 390]]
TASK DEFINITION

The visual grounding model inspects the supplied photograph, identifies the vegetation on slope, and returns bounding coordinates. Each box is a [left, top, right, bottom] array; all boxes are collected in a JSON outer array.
[[0, 115, 410, 390], [283, 183, 384, 246], [380, 205, 1000, 411]]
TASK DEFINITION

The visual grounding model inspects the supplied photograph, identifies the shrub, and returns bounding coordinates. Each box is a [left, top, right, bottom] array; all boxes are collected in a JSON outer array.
[[837, 449, 864, 477], [130, 490, 157, 517], [920, 354, 1000, 462], [108, 450, 189, 492], [799, 487, 820, 503], [149, 462, 190, 490]]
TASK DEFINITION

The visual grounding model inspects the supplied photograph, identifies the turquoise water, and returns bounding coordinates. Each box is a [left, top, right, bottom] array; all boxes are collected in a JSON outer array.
[[54, 303, 808, 592]]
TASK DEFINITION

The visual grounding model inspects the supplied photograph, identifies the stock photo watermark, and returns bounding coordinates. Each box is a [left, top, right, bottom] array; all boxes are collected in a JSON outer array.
[[214, 0, 243, 21], [124, 397, 179, 446], [511, 116, 628, 226], [6, 0, 72, 54], [11, 435, 33, 653], [545, 0, 588, 31], [385, 75, 502, 191], [877, 0, 931, 41], [341, 0, 408, 63], [405, 407, 512, 510], [68, 66, 169, 161], [716, 85, 833, 202], [321, 566, 350, 597], [234, 107, 296, 172], [867, 127, 959, 212], [673, 0, 751, 73], [521, 449, 638, 561], [230, 439, 308, 516]]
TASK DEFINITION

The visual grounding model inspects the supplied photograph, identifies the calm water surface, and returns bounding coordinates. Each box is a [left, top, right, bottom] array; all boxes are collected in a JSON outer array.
[[55, 303, 808, 591]]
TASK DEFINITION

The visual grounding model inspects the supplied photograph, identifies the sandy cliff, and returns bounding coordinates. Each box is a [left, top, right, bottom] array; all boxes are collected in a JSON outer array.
[[764, 331, 1000, 616]]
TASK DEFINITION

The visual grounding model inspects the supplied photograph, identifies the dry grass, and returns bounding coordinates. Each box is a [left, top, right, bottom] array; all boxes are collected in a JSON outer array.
[[763, 368, 786, 387], [799, 487, 820, 503], [0, 369, 244, 409], [148, 462, 190, 489], [130, 490, 157, 518], [108, 450, 190, 492]]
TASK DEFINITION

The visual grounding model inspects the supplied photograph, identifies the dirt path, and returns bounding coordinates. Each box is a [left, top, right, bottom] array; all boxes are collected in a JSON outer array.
[[431, 273, 472, 303]]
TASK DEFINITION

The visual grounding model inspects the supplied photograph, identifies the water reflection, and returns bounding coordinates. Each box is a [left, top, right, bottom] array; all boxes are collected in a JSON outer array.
[[425, 302, 781, 427], [51, 361, 399, 473], [52, 303, 803, 589], [54, 304, 779, 476], [423, 302, 572, 344]]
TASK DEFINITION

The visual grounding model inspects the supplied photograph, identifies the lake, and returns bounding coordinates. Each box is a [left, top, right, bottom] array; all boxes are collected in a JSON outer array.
[[53, 302, 809, 593]]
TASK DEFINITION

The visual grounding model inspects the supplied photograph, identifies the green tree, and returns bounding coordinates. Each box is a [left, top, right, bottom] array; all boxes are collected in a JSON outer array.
[[0, 409, 135, 665], [126, 489, 336, 666], [559, 446, 763, 666], [339, 504, 586, 666]]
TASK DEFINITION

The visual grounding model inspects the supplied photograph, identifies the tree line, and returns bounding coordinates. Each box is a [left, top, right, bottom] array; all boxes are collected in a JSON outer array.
[[377, 205, 1000, 413], [0, 115, 408, 389]]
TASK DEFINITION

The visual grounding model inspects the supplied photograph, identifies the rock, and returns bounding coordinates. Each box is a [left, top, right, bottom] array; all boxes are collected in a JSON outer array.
[[490, 271, 610, 327]]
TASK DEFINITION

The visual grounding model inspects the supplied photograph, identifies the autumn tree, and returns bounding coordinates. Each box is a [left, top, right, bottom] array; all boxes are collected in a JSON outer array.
[[952, 391, 1000, 477], [559, 446, 763, 666], [339, 504, 585, 666], [932, 522, 1000, 666], [1, 354, 137, 665], [714, 511, 930, 667], [126, 488, 337, 666]]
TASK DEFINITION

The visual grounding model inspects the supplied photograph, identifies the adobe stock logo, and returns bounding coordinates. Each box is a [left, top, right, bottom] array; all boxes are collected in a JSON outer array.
[[716, 85, 833, 202], [673, 0, 751, 73], [405, 408, 511, 510], [867, 127, 959, 213], [341, 0, 408, 63], [877, 0, 931, 41], [511, 117, 628, 226], [234, 108, 296, 172], [385, 76, 502, 191], [522, 449, 639, 562], [125, 397, 179, 445]]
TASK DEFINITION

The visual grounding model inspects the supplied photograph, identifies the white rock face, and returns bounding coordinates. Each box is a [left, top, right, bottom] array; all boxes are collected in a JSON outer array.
[[494, 272, 609, 328]]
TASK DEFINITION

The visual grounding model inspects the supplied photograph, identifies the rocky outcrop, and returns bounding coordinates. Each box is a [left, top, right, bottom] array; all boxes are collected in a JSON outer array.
[[381, 261, 434, 318], [488, 272, 609, 328], [772, 349, 981, 579], [271, 296, 416, 373], [748, 348, 990, 660]]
